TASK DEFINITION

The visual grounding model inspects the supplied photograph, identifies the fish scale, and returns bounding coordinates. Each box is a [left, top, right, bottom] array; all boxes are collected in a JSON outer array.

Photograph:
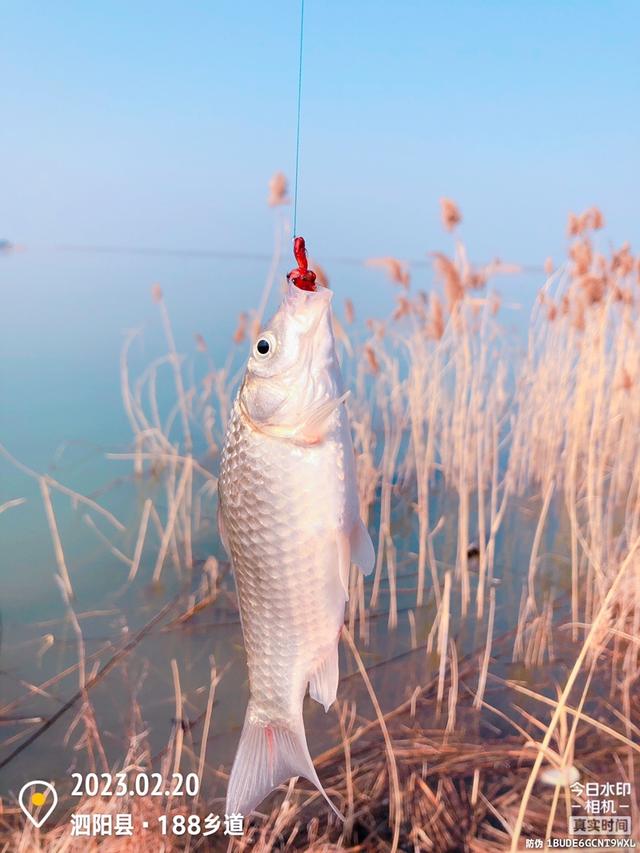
[[221, 402, 345, 719]]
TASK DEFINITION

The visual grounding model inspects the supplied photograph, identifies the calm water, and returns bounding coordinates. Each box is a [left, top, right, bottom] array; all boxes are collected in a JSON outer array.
[[0, 249, 538, 805]]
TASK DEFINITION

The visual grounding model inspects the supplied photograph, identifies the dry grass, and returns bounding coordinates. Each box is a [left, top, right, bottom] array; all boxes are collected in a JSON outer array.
[[1, 197, 639, 851]]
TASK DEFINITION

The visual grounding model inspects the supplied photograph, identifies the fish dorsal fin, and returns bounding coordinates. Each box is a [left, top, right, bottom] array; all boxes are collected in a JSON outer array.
[[336, 519, 375, 599], [350, 518, 375, 575]]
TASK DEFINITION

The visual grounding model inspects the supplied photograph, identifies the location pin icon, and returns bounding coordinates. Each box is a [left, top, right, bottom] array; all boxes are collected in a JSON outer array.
[[18, 780, 58, 828]]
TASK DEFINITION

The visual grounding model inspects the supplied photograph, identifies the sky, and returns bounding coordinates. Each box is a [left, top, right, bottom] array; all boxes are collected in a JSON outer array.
[[1, 0, 639, 269]]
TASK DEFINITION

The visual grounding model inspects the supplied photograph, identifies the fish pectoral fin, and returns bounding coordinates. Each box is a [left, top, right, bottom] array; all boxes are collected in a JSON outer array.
[[350, 518, 375, 575], [217, 502, 231, 558], [297, 390, 350, 444], [309, 645, 340, 712], [226, 708, 344, 821]]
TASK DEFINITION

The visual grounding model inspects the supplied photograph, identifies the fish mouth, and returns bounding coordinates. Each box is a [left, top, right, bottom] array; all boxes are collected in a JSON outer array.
[[288, 271, 317, 292]]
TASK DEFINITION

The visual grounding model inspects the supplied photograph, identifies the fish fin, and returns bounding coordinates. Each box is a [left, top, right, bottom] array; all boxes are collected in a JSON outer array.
[[336, 531, 352, 599], [350, 518, 375, 575], [217, 503, 230, 558], [298, 390, 350, 444], [309, 645, 340, 712], [226, 708, 344, 821]]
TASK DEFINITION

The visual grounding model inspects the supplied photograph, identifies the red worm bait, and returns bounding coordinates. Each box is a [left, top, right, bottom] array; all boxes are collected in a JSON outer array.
[[287, 236, 317, 291]]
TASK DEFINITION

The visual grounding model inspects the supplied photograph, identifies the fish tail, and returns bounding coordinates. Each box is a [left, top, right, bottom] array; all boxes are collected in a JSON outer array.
[[226, 704, 344, 821]]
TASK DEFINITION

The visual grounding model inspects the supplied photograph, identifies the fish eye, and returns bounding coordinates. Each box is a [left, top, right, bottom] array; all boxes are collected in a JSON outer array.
[[253, 332, 276, 359]]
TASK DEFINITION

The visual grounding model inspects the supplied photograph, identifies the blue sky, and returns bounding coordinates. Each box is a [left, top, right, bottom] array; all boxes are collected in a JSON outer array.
[[1, 0, 639, 267]]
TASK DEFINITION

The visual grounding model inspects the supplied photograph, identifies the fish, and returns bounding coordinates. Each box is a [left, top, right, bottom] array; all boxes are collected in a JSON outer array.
[[218, 258, 374, 819]]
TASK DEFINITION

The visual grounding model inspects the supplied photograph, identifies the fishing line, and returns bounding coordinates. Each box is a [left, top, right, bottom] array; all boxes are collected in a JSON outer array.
[[292, 0, 306, 239]]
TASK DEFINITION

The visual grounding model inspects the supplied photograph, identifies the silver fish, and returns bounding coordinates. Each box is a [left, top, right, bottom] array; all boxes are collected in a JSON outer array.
[[218, 279, 374, 818]]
